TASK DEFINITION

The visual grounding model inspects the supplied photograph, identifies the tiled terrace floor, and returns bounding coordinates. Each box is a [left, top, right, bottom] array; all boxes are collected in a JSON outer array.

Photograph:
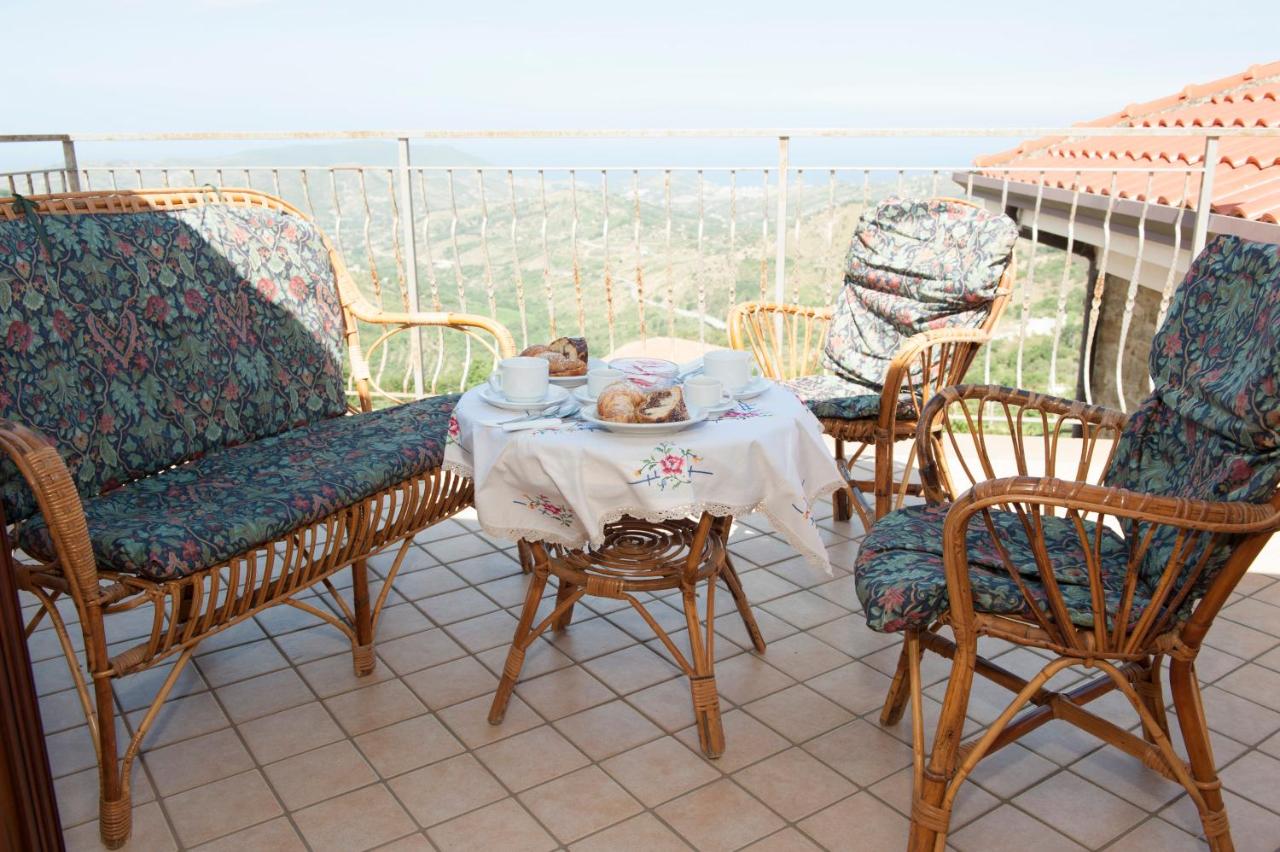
[[26, 491, 1280, 851]]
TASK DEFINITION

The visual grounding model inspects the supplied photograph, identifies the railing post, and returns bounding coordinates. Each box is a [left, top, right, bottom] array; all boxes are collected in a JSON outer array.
[[61, 139, 81, 192], [396, 137, 425, 397], [774, 136, 789, 306], [1190, 134, 1219, 257]]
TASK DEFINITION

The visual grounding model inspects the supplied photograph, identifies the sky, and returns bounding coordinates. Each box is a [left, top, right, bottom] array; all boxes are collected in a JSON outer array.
[[3, 0, 1279, 169]]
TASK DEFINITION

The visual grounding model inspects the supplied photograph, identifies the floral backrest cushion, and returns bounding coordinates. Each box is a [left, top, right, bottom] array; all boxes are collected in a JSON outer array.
[[1104, 236, 1280, 590], [821, 197, 1018, 392], [0, 201, 348, 522]]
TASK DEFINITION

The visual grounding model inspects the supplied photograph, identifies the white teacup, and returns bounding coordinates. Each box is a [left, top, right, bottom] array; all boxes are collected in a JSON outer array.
[[683, 375, 724, 410], [702, 350, 756, 392], [586, 367, 626, 398], [488, 356, 550, 402]]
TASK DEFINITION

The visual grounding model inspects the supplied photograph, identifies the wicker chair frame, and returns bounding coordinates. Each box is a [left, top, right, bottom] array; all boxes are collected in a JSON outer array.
[[883, 384, 1280, 851], [0, 189, 516, 848], [726, 197, 1015, 528]]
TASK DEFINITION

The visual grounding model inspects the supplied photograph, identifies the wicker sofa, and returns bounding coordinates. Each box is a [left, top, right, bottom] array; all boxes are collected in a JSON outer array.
[[0, 188, 515, 847]]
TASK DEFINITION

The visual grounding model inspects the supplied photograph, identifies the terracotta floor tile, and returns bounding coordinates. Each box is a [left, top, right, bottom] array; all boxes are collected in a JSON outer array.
[[1013, 771, 1146, 848], [803, 719, 913, 786], [626, 677, 701, 733], [712, 652, 796, 705], [601, 735, 721, 807], [293, 783, 417, 852], [355, 713, 465, 778], [968, 742, 1059, 799], [190, 816, 306, 851], [1161, 789, 1280, 845], [1201, 686, 1280, 745], [126, 692, 229, 751], [742, 827, 824, 851], [759, 590, 850, 630], [1221, 750, 1280, 812], [553, 699, 663, 761], [868, 766, 999, 831], [162, 769, 284, 847], [263, 739, 376, 809], [389, 753, 507, 827], [296, 651, 395, 699], [215, 668, 315, 724], [55, 763, 153, 830], [437, 693, 542, 749], [806, 613, 900, 658], [445, 609, 522, 653], [742, 684, 853, 743], [194, 638, 289, 688], [737, 568, 803, 602], [444, 550, 523, 585], [568, 812, 692, 851], [324, 679, 427, 736], [799, 791, 911, 851], [112, 661, 209, 713], [274, 622, 354, 665], [513, 664, 615, 720], [583, 644, 682, 694], [756, 632, 852, 681], [675, 708, 790, 773], [476, 636, 575, 680], [237, 700, 345, 765], [394, 565, 467, 600], [1105, 818, 1206, 852], [520, 765, 643, 843], [474, 725, 590, 791], [1069, 745, 1186, 811], [805, 659, 895, 714], [402, 656, 499, 710], [372, 603, 435, 640], [427, 797, 557, 852], [656, 779, 784, 852], [63, 801, 176, 852], [376, 627, 468, 676], [951, 803, 1086, 852], [143, 727, 254, 796], [417, 587, 500, 625], [733, 747, 855, 821]]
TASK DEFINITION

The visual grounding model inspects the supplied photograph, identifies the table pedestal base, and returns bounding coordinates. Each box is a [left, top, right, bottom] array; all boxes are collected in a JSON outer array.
[[488, 514, 765, 758]]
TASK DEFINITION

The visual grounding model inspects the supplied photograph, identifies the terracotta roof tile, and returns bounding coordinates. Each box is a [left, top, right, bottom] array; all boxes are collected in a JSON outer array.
[[978, 61, 1280, 223]]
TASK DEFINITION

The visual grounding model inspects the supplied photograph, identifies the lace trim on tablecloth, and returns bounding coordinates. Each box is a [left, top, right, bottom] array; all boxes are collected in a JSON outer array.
[[442, 463, 845, 572]]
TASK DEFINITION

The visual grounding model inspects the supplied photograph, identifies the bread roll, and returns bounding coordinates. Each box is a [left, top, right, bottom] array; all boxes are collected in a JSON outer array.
[[596, 381, 646, 423], [637, 387, 690, 423], [520, 344, 551, 357]]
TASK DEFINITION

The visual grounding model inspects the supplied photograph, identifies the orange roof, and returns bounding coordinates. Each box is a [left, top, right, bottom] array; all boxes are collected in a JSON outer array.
[[976, 61, 1280, 224]]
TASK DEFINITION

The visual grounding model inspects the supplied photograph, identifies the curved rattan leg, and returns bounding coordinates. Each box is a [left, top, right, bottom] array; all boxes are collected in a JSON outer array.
[[908, 636, 975, 852], [832, 439, 854, 522], [719, 555, 766, 653], [1169, 657, 1233, 850], [681, 585, 725, 758], [1135, 655, 1170, 743], [879, 636, 919, 726], [95, 670, 128, 848], [489, 552, 552, 724], [517, 539, 535, 574], [873, 431, 894, 521], [552, 576, 578, 631], [350, 558, 376, 676]]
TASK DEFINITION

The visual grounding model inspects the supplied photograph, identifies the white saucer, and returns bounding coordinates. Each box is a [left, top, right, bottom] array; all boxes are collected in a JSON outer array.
[[687, 391, 735, 416], [728, 376, 771, 400], [580, 405, 707, 435], [572, 386, 599, 405], [478, 384, 570, 412]]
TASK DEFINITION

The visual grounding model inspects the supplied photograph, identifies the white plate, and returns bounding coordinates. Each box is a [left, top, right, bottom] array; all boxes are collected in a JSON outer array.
[[548, 358, 607, 388], [729, 376, 771, 400], [572, 385, 599, 405], [478, 383, 571, 412], [580, 405, 707, 435]]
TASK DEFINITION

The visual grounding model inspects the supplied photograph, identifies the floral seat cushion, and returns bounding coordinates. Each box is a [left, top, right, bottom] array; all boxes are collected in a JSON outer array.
[[822, 198, 1017, 392], [779, 374, 916, 421], [17, 395, 459, 581], [854, 503, 1143, 633]]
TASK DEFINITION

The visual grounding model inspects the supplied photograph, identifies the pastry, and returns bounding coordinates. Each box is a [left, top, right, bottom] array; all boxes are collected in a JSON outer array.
[[520, 337, 589, 376], [637, 386, 689, 423], [596, 381, 646, 423], [549, 336, 589, 363]]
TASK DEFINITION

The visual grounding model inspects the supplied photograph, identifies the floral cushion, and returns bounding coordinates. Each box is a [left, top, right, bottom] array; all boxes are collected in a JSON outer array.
[[0, 203, 348, 523], [17, 395, 459, 581], [779, 374, 916, 421], [822, 198, 1017, 392], [1104, 236, 1280, 591], [854, 503, 1142, 633]]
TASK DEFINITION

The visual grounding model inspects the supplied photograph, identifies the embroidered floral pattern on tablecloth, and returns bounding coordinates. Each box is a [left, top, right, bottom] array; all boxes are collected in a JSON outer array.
[[446, 415, 461, 446], [630, 443, 711, 490], [513, 494, 575, 526], [718, 402, 771, 421]]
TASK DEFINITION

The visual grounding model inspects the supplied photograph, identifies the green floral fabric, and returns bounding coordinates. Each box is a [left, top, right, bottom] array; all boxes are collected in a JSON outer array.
[[1104, 235, 1280, 592], [17, 395, 459, 580], [822, 197, 1017, 394], [855, 235, 1280, 634], [779, 374, 915, 421], [855, 503, 1141, 632], [0, 204, 348, 523]]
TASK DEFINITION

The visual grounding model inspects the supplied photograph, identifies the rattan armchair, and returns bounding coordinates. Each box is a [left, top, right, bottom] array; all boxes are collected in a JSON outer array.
[[728, 197, 1016, 528], [0, 189, 515, 847], [855, 236, 1280, 851]]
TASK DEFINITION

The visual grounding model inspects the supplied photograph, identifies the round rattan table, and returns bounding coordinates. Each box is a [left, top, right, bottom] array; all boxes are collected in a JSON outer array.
[[488, 513, 763, 757]]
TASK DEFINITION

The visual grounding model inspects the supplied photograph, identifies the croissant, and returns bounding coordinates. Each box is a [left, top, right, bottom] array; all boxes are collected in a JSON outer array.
[[637, 386, 689, 423], [596, 381, 646, 423]]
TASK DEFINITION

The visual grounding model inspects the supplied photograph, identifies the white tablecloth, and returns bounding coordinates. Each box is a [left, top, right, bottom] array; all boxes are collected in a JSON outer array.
[[442, 385, 844, 571]]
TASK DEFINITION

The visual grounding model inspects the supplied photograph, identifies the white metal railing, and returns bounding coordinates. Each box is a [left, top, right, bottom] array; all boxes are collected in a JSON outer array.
[[3, 128, 1278, 409]]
